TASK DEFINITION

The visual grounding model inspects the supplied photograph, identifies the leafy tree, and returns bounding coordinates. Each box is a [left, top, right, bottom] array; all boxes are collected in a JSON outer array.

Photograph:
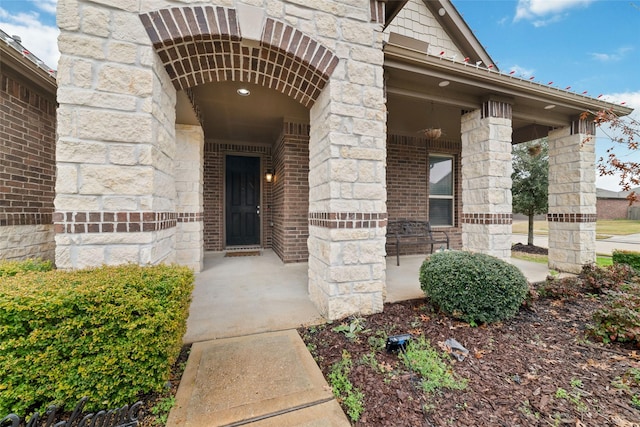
[[582, 109, 639, 203], [512, 139, 548, 245]]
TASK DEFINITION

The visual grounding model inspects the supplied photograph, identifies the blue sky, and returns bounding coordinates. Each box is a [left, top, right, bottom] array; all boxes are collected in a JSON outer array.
[[0, 0, 638, 190]]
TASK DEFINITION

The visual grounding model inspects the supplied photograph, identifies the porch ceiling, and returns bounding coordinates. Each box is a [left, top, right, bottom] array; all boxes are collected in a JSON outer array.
[[177, 80, 309, 142], [384, 42, 633, 144], [175, 44, 633, 145]]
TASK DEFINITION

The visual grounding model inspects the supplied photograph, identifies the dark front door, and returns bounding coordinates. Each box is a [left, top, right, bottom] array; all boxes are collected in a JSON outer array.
[[226, 155, 260, 246]]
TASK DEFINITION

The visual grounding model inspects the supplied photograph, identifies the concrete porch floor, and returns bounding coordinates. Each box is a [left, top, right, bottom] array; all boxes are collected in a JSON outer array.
[[184, 250, 551, 343], [174, 251, 554, 426]]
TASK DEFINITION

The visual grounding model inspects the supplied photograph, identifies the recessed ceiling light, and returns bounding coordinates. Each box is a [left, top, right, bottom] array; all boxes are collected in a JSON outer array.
[[438, 8, 446, 16], [544, 104, 556, 110], [237, 88, 250, 96], [438, 80, 450, 87]]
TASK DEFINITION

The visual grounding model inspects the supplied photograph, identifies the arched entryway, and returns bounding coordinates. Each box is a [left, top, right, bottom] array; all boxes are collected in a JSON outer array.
[[55, 0, 388, 320], [138, 5, 338, 265], [136, 3, 388, 319]]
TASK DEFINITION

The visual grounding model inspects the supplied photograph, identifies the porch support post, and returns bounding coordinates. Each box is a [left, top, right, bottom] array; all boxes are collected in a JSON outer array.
[[460, 98, 513, 259], [307, 37, 387, 320], [547, 119, 597, 273], [175, 125, 204, 273], [54, 2, 178, 269]]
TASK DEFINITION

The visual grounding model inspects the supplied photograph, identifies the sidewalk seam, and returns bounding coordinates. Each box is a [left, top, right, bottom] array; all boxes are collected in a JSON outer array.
[[220, 397, 337, 427]]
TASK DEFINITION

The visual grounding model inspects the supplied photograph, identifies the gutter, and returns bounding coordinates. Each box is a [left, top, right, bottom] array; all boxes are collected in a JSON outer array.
[[383, 42, 634, 118]]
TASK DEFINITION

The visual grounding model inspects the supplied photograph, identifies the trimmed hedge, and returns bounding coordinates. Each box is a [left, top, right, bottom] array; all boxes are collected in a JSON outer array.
[[613, 250, 640, 272], [0, 259, 53, 277], [0, 263, 194, 415], [419, 251, 529, 324]]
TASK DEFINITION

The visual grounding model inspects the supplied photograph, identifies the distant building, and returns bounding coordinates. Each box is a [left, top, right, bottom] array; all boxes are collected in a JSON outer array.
[[596, 187, 639, 220]]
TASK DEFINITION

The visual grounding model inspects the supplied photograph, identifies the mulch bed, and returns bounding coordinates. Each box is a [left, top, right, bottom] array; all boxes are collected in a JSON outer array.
[[299, 283, 640, 426], [139, 245, 639, 426], [512, 243, 549, 255]]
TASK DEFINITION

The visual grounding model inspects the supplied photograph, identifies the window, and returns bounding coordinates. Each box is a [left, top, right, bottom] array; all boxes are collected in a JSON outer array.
[[428, 155, 454, 226]]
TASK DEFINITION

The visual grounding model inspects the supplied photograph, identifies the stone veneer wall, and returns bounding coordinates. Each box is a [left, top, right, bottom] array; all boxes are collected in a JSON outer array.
[[175, 125, 204, 272], [460, 103, 513, 260], [386, 134, 462, 254], [271, 122, 310, 263], [0, 60, 56, 261], [57, 0, 388, 320], [55, 0, 179, 269], [203, 141, 272, 252], [547, 120, 597, 273]]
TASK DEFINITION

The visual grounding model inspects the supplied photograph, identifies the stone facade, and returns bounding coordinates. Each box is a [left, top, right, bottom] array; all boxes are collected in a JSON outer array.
[[0, 44, 57, 262], [547, 120, 597, 273], [52, 0, 626, 319], [56, 0, 388, 319], [175, 125, 204, 272], [460, 103, 513, 260]]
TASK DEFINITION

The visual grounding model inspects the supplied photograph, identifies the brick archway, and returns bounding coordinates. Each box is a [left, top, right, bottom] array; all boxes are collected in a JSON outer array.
[[139, 6, 339, 108]]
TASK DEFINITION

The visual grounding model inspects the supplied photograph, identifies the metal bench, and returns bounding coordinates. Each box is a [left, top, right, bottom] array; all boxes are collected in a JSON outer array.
[[386, 220, 450, 266]]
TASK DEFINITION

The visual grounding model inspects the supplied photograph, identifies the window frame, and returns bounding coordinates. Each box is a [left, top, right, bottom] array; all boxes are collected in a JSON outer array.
[[428, 154, 455, 227]]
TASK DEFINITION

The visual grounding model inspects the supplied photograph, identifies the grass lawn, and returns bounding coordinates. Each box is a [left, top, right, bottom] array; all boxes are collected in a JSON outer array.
[[512, 219, 640, 238], [512, 251, 613, 267]]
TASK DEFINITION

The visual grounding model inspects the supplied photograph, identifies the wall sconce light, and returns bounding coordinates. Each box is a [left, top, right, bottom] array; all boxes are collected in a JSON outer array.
[[265, 170, 273, 183]]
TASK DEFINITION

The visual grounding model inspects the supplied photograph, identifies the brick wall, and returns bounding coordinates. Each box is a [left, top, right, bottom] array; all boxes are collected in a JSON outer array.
[[0, 65, 56, 261], [597, 198, 629, 220], [271, 122, 310, 263], [386, 134, 462, 256]]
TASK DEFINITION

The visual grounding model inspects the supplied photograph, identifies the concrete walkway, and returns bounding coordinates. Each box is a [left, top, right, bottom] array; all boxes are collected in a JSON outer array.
[[167, 330, 350, 427], [171, 250, 561, 426], [511, 233, 640, 255]]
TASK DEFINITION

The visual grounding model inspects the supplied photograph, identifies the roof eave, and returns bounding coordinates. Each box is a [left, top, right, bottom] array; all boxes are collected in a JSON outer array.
[[0, 43, 57, 94], [384, 42, 634, 117], [423, 0, 495, 70]]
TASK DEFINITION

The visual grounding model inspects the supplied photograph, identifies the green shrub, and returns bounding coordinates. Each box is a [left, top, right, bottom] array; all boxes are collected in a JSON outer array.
[[538, 276, 583, 300], [0, 259, 53, 277], [539, 264, 636, 300], [419, 251, 529, 324], [0, 264, 194, 415], [613, 250, 640, 273], [589, 281, 640, 345], [581, 263, 636, 294]]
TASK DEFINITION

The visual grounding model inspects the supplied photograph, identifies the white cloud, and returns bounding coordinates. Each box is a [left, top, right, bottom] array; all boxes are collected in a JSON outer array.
[[33, 0, 58, 15], [590, 46, 633, 62], [515, 0, 595, 22], [0, 8, 60, 69], [531, 14, 565, 27]]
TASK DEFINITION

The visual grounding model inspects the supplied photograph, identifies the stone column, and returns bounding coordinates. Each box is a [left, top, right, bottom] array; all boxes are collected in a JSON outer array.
[[54, 0, 178, 269], [307, 20, 387, 320], [460, 99, 513, 259], [547, 119, 597, 273], [175, 125, 204, 273]]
